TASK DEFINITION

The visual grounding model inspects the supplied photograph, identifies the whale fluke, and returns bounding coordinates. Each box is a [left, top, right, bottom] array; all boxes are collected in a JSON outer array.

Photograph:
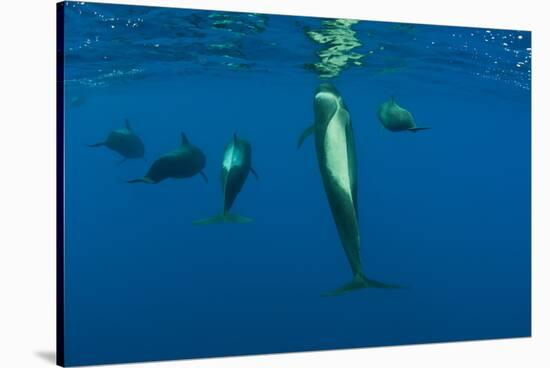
[[322, 273, 401, 297], [193, 213, 253, 225], [408, 127, 431, 132], [127, 177, 155, 184]]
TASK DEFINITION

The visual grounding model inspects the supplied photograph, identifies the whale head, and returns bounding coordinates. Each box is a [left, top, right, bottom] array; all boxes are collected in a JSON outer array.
[[315, 83, 342, 103], [316, 83, 340, 95], [314, 83, 343, 125]]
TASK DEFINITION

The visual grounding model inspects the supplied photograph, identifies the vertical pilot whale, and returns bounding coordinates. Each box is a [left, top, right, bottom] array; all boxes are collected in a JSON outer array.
[[127, 132, 207, 184], [194, 134, 258, 224], [298, 83, 398, 296], [88, 119, 145, 164]]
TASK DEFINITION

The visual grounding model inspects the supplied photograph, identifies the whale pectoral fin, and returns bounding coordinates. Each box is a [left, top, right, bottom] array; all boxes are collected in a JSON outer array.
[[322, 273, 401, 296], [408, 127, 431, 132], [199, 171, 208, 183], [297, 125, 315, 149], [250, 167, 259, 181]]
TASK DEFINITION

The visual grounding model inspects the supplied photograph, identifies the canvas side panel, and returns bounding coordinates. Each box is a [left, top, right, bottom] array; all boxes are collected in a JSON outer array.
[[56, 2, 65, 367]]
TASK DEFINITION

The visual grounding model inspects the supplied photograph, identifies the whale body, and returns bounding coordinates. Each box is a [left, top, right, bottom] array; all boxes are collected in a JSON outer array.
[[127, 132, 207, 184], [69, 95, 86, 108], [89, 119, 145, 163], [377, 97, 430, 132], [194, 134, 258, 224], [298, 83, 398, 295]]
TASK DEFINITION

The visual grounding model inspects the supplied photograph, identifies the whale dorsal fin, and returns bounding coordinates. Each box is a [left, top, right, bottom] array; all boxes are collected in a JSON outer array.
[[125, 119, 132, 131], [181, 132, 189, 145]]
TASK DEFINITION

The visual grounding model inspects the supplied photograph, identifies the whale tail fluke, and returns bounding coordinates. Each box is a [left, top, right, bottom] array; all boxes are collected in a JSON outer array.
[[408, 127, 431, 133], [322, 273, 400, 297], [193, 213, 253, 225], [127, 177, 155, 184]]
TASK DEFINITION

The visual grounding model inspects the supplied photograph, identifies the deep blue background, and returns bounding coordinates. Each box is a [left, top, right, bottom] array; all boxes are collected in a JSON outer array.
[[62, 3, 531, 366]]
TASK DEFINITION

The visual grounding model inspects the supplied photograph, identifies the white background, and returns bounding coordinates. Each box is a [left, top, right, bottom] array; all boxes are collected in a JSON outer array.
[[0, 0, 547, 367]]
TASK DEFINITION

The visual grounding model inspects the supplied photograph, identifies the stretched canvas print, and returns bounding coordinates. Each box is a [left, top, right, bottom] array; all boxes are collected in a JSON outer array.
[[56, 1, 531, 366]]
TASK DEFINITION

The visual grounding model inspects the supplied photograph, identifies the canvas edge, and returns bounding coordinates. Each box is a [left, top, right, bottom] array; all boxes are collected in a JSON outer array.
[[56, 2, 66, 367]]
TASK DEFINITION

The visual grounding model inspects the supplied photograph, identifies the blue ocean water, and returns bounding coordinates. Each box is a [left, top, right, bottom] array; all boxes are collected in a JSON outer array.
[[61, 2, 531, 366]]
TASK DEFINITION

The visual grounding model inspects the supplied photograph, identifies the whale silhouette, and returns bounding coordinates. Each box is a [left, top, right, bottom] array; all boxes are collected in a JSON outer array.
[[194, 133, 258, 224], [298, 83, 399, 296], [377, 97, 430, 132], [88, 119, 145, 164], [127, 132, 207, 184]]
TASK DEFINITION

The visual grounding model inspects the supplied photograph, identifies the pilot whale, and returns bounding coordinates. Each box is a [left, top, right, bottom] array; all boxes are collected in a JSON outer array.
[[194, 133, 258, 224], [127, 132, 207, 184], [377, 97, 430, 132], [298, 83, 398, 296], [88, 119, 145, 164], [70, 95, 86, 108]]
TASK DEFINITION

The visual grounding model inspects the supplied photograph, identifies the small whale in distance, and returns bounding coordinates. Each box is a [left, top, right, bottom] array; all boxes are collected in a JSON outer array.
[[377, 97, 430, 132], [69, 95, 86, 108], [127, 132, 207, 184], [88, 119, 145, 164], [194, 133, 258, 225]]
